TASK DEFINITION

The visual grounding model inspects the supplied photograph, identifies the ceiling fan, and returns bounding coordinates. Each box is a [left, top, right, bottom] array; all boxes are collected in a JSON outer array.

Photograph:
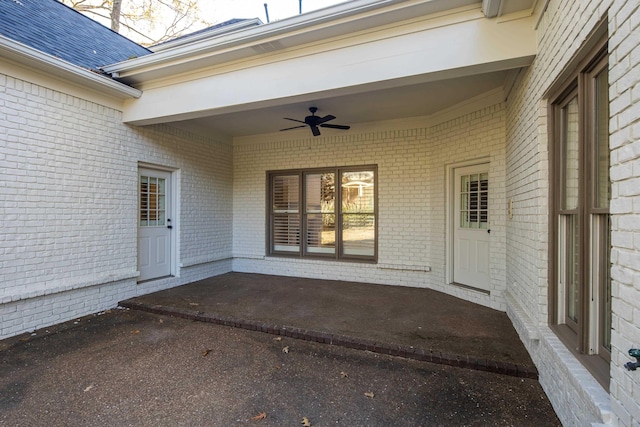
[[280, 107, 350, 137]]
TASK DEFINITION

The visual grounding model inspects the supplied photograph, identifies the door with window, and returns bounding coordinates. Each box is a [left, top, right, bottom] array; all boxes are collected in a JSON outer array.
[[138, 168, 172, 281], [452, 164, 490, 291]]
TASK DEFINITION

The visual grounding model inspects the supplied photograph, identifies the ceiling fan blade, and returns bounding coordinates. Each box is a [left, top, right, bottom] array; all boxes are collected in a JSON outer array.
[[320, 124, 350, 130], [284, 117, 307, 124], [317, 114, 336, 124], [280, 125, 307, 131], [310, 125, 321, 136]]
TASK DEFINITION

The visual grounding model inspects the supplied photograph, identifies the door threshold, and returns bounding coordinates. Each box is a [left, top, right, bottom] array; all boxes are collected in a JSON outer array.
[[450, 282, 491, 295], [137, 275, 173, 285]]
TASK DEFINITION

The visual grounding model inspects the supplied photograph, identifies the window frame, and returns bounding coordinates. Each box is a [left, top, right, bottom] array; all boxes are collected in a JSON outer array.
[[548, 35, 610, 389], [267, 165, 378, 262]]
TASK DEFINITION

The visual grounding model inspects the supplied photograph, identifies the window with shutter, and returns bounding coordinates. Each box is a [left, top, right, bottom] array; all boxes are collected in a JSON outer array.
[[268, 166, 376, 261]]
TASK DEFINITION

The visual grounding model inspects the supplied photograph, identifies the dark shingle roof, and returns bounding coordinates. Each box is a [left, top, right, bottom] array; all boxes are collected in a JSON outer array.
[[0, 0, 151, 71]]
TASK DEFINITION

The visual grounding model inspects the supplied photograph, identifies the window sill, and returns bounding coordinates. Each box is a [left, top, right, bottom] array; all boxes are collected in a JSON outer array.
[[551, 324, 610, 391], [266, 253, 377, 264]]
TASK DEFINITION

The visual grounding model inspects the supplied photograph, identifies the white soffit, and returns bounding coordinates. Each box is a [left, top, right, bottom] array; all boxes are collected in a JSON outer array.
[[100, 0, 538, 138], [118, 4, 536, 126]]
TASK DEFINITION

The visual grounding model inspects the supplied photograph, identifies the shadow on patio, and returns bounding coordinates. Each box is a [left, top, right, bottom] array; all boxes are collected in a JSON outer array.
[[120, 272, 536, 378]]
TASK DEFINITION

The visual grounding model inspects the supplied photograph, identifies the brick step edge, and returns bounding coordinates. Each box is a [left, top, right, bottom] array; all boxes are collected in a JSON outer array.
[[119, 300, 538, 380]]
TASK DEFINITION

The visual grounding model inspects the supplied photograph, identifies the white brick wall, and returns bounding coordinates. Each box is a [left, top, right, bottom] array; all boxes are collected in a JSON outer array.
[[609, 0, 640, 425], [232, 103, 507, 310], [504, 0, 640, 425], [0, 72, 234, 339], [504, 0, 613, 424], [3, 1, 640, 424]]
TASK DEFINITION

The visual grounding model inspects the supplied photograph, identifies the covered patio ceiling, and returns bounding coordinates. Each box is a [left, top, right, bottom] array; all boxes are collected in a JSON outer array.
[[169, 69, 513, 137], [104, 0, 539, 139]]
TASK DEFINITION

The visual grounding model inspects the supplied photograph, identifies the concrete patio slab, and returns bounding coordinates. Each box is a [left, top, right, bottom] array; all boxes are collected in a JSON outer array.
[[120, 273, 536, 378], [0, 309, 560, 426]]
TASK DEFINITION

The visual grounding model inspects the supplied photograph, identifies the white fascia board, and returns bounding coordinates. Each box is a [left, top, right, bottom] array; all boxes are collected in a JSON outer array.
[[102, 0, 478, 82], [103, 0, 399, 76], [0, 35, 141, 99]]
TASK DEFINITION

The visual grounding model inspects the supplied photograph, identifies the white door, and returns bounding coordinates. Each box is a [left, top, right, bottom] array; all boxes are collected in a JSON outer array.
[[453, 164, 490, 291], [138, 168, 172, 281]]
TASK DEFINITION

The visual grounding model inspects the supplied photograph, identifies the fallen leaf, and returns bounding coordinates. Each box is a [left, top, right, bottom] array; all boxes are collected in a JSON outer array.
[[275, 365, 282, 370], [251, 412, 267, 421], [282, 346, 289, 354], [301, 416, 311, 426], [364, 391, 375, 398], [84, 385, 94, 392], [131, 330, 140, 334], [340, 371, 349, 378], [202, 349, 212, 357], [188, 302, 199, 306], [273, 337, 282, 341]]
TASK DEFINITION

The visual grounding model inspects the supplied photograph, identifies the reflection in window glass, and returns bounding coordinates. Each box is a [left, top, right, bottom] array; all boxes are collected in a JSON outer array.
[[342, 171, 375, 256], [565, 214, 579, 324], [272, 175, 300, 252], [269, 168, 376, 260], [562, 97, 579, 210], [305, 173, 335, 254], [594, 68, 610, 209]]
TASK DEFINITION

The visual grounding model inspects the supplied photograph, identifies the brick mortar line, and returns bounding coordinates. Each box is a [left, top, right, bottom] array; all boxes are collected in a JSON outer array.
[[119, 300, 538, 379]]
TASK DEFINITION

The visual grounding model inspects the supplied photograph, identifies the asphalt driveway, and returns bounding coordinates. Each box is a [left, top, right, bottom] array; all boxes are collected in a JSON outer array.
[[1, 309, 560, 426]]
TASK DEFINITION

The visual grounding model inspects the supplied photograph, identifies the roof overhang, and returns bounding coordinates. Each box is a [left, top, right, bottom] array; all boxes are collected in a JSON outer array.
[[0, 35, 142, 100], [100, 0, 538, 137], [102, 0, 480, 85]]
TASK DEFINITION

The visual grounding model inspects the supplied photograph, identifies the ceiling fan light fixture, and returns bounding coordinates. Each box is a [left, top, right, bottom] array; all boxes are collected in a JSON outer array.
[[280, 107, 350, 137]]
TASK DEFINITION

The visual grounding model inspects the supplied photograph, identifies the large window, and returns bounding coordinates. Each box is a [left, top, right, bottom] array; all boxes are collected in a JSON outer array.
[[549, 38, 610, 388], [268, 166, 376, 261]]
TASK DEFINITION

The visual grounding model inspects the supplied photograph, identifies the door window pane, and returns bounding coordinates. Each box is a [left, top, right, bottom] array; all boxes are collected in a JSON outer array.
[[459, 172, 488, 229], [140, 175, 166, 227]]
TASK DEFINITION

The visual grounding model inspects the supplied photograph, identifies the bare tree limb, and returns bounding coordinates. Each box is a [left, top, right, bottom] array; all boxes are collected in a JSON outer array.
[[60, 0, 210, 45]]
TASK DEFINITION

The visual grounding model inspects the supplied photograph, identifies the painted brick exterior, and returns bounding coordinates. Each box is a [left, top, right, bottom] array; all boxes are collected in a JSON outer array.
[[608, 1, 640, 426], [0, 72, 234, 339], [503, 0, 640, 425], [233, 103, 507, 310], [2, 0, 640, 425]]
